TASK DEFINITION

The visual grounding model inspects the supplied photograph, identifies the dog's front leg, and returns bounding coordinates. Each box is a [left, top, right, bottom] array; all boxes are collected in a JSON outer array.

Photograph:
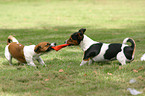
[[88, 59, 93, 65], [80, 60, 88, 66], [26, 57, 36, 67], [36, 56, 46, 66], [27, 61, 36, 67]]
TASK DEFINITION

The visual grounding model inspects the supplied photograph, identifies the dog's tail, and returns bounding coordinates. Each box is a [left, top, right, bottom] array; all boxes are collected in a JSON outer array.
[[123, 38, 136, 57], [7, 35, 19, 45]]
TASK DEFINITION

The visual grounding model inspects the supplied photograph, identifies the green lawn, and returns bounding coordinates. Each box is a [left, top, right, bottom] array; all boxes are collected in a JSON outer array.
[[0, 0, 145, 96]]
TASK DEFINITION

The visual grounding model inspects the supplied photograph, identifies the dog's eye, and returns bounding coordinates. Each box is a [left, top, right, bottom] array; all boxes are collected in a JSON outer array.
[[47, 43, 50, 45], [72, 35, 77, 40], [45, 43, 50, 46], [69, 38, 72, 41]]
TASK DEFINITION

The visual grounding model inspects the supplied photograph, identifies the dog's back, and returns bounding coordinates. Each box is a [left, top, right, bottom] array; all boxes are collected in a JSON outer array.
[[5, 35, 26, 63], [8, 42, 26, 63]]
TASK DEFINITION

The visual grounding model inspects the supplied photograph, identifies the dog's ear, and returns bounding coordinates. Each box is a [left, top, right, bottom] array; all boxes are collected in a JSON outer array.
[[79, 28, 86, 34], [34, 46, 41, 52]]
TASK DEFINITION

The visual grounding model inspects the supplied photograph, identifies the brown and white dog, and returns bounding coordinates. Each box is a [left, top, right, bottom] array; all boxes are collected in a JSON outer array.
[[65, 28, 136, 66], [5, 35, 56, 66]]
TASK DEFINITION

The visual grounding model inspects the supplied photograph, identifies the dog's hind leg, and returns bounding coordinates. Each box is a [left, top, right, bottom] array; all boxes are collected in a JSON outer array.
[[5, 46, 13, 65], [117, 52, 126, 65], [7, 56, 12, 65]]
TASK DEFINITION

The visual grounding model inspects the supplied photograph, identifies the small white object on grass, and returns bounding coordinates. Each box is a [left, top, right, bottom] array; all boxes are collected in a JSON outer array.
[[129, 79, 136, 84], [141, 53, 145, 61], [127, 88, 142, 95]]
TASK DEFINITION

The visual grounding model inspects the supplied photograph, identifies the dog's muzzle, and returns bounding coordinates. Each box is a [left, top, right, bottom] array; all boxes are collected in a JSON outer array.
[[65, 40, 72, 46], [51, 42, 56, 47], [46, 43, 56, 51], [65, 40, 68, 44]]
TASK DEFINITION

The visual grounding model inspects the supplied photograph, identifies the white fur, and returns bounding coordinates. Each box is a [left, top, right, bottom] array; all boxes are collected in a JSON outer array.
[[80, 35, 98, 51], [116, 44, 128, 65], [5, 45, 12, 65], [141, 54, 145, 61], [23, 45, 46, 66], [11, 38, 19, 43], [8, 35, 19, 43], [80, 60, 88, 66], [92, 43, 110, 61], [123, 38, 129, 44]]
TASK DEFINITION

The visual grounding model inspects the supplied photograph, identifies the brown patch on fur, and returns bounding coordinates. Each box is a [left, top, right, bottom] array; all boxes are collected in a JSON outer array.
[[34, 42, 51, 53], [77, 33, 83, 40], [66, 37, 79, 45], [83, 58, 90, 61], [8, 42, 26, 63], [132, 38, 136, 58]]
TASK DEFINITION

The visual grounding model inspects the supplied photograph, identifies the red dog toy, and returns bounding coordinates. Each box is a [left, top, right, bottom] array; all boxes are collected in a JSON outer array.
[[51, 44, 69, 51]]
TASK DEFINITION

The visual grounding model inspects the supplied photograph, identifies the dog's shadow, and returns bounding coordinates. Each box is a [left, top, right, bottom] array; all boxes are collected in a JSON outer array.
[[91, 61, 122, 66], [2, 57, 123, 69], [96, 61, 111, 66], [2, 57, 61, 68], [2, 60, 26, 68]]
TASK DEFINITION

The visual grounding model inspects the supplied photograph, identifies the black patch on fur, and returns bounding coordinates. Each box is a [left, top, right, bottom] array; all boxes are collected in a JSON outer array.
[[46, 46, 53, 52], [8, 39, 11, 43], [71, 32, 79, 40], [104, 43, 122, 60], [124, 46, 133, 60], [79, 28, 86, 34], [127, 39, 135, 48], [71, 32, 84, 44], [83, 43, 103, 60], [34, 46, 41, 52]]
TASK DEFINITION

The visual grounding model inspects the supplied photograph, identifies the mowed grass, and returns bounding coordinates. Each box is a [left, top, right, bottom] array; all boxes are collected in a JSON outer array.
[[0, 0, 145, 96]]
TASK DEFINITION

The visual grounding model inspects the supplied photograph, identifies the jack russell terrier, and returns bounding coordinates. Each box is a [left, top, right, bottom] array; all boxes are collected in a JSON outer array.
[[5, 35, 56, 66], [65, 28, 136, 66]]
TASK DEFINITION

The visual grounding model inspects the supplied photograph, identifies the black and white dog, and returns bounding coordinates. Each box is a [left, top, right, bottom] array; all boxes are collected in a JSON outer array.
[[65, 28, 136, 66]]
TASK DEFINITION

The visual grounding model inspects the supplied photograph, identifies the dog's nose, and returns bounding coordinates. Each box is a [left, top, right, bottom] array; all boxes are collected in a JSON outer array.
[[64, 40, 67, 44], [51, 43, 56, 47]]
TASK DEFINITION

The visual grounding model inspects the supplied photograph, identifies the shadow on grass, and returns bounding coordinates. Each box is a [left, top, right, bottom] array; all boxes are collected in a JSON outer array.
[[0, 25, 82, 43], [1, 23, 145, 45]]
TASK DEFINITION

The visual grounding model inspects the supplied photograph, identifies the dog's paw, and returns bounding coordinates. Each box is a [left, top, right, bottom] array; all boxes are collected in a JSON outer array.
[[80, 64, 84, 66]]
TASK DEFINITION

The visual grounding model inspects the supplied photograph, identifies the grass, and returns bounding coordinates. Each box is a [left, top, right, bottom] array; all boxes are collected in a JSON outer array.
[[0, 0, 145, 96]]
